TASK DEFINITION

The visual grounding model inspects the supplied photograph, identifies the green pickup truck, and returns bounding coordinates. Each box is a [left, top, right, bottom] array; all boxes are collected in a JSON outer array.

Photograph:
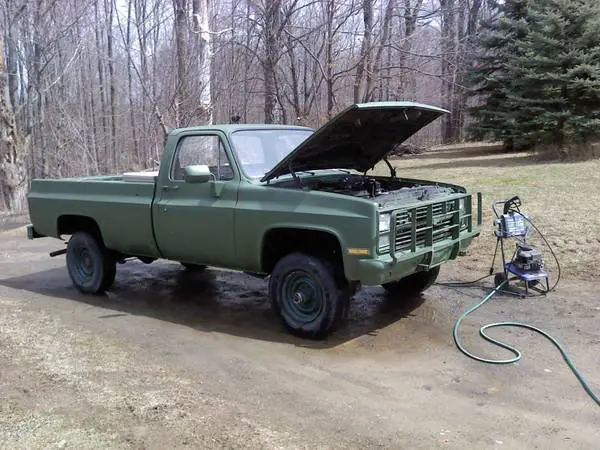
[[27, 101, 481, 339]]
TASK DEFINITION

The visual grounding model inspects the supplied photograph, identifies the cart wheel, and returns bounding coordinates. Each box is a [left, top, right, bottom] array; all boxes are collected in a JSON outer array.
[[494, 272, 508, 289]]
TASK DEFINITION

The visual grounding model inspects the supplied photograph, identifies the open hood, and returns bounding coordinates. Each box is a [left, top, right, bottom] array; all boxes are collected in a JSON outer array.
[[260, 101, 448, 182]]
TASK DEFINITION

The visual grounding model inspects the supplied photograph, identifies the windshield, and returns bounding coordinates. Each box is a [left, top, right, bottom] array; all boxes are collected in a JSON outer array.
[[229, 128, 313, 179]]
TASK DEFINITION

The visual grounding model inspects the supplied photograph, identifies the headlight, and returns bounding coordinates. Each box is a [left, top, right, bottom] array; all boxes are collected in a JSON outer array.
[[459, 198, 465, 212], [379, 212, 391, 233], [378, 234, 390, 252]]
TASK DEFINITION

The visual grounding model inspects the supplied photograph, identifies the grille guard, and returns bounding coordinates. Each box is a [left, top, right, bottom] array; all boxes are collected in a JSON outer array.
[[386, 192, 482, 265]]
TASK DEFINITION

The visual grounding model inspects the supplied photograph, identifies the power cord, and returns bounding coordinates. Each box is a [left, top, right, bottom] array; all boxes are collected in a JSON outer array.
[[435, 273, 492, 288]]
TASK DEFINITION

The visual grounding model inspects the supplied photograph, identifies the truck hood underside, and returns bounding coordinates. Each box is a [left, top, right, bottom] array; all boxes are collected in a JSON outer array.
[[260, 102, 448, 182]]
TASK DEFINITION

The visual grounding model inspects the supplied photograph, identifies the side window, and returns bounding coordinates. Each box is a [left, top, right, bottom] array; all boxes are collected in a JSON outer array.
[[171, 135, 234, 181]]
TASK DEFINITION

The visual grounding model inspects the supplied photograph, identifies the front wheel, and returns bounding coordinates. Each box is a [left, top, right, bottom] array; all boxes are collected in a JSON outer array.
[[382, 266, 440, 298], [66, 231, 116, 294], [269, 252, 349, 340]]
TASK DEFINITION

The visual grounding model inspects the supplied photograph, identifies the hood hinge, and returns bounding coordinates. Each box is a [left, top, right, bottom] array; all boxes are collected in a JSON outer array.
[[289, 158, 303, 188]]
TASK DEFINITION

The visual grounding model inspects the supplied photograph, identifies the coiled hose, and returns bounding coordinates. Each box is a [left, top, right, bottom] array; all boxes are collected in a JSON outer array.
[[453, 280, 600, 407]]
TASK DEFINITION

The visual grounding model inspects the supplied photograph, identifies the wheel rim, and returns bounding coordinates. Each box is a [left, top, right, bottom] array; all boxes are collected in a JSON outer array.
[[279, 270, 325, 327], [71, 244, 95, 286]]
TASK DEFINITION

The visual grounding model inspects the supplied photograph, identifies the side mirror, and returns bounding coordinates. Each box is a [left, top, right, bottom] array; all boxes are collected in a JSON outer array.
[[183, 165, 213, 183]]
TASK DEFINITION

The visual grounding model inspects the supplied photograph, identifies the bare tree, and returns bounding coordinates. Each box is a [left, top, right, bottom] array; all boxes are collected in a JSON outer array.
[[438, 0, 486, 143], [0, 38, 28, 211], [247, 0, 300, 123], [192, 0, 213, 124], [353, 0, 373, 103], [126, 0, 140, 162], [105, 0, 117, 170], [173, 0, 188, 127], [0, 0, 495, 213]]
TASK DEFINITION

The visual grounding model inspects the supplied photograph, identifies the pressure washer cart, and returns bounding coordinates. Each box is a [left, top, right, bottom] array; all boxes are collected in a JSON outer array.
[[490, 196, 550, 297]]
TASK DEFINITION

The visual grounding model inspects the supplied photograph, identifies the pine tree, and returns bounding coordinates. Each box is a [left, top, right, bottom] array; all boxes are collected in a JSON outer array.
[[467, 0, 600, 153], [507, 0, 600, 148], [466, 0, 532, 150]]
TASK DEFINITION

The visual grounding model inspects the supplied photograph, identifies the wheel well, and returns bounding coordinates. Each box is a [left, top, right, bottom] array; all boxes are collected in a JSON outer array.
[[261, 228, 344, 275], [57, 215, 103, 243]]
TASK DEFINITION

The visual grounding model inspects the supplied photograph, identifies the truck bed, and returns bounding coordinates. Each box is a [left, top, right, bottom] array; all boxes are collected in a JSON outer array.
[[27, 175, 161, 258]]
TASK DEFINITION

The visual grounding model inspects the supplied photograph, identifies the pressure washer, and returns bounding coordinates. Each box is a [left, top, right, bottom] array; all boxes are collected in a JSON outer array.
[[446, 195, 599, 407], [490, 195, 552, 296]]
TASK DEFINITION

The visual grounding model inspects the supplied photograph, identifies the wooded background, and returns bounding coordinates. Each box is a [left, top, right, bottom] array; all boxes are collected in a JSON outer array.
[[1, 0, 498, 211]]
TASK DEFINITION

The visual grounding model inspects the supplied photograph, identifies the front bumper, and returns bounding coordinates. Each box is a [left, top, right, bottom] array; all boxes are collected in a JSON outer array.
[[350, 192, 482, 285], [354, 228, 480, 285]]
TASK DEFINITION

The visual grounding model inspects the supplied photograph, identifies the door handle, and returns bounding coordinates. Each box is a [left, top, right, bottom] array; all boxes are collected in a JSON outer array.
[[161, 185, 179, 191]]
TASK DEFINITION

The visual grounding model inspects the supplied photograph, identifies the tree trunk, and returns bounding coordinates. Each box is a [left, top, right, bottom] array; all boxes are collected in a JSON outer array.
[[32, 0, 46, 178], [372, 0, 394, 101], [401, 0, 423, 101], [440, 0, 457, 143], [192, 0, 213, 124], [354, 0, 373, 103], [285, 33, 302, 120], [242, 0, 251, 122], [173, 0, 187, 127], [0, 39, 28, 212], [6, 21, 19, 117], [105, 0, 117, 171], [325, 0, 335, 117], [126, 0, 140, 165], [135, 0, 150, 164], [263, 1, 282, 124], [94, 0, 109, 172]]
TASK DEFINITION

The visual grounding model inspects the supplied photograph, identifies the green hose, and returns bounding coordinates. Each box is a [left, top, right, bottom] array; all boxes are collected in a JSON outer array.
[[453, 280, 600, 407]]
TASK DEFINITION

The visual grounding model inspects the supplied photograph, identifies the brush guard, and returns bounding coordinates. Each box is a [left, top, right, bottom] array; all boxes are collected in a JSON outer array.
[[388, 192, 482, 268]]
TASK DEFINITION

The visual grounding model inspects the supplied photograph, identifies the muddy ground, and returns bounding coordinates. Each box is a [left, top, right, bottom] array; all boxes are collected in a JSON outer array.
[[0, 225, 598, 449]]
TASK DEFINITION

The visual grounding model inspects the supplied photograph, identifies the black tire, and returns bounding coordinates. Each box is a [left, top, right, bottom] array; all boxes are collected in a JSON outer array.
[[269, 252, 350, 340], [180, 262, 207, 272], [382, 266, 440, 298], [66, 231, 116, 294]]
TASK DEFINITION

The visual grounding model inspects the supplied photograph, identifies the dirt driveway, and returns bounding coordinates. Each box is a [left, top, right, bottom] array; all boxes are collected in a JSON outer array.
[[1, 227, 598, 449]]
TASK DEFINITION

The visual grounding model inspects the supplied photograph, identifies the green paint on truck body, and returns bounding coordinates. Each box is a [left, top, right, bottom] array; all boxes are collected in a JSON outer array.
[[27, 102, 481, 287]]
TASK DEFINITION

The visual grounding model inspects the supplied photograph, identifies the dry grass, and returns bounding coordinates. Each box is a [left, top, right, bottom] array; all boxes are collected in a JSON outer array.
[[371, 147, 600, 280], [428, 141, 504, 153]]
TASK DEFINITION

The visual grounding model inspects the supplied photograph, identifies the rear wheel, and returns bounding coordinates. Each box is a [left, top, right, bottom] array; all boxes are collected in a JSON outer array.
[[382, 266, 440, 298], [269, 252, 349, 340], [66, 231, 116, 294]]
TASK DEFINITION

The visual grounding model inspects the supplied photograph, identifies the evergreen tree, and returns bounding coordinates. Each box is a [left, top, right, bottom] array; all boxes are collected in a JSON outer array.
[[466, 0, 531, 149], [507, 0, 600, 147], [467, 0, 600, 152]]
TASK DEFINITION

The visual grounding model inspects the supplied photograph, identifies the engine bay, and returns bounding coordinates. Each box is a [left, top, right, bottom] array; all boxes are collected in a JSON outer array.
[[270, 172, 458, 207]]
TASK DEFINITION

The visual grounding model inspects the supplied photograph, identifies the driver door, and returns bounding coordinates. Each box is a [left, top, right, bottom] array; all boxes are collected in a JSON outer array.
[[152, 132, 239, 267]]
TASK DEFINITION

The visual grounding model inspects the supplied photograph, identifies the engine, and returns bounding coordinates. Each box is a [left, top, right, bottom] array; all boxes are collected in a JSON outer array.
[[304, 173, 452, 198], [269, 173, 458, 206], [310, 176, 385, 198], [513, 242, 544, 272]]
